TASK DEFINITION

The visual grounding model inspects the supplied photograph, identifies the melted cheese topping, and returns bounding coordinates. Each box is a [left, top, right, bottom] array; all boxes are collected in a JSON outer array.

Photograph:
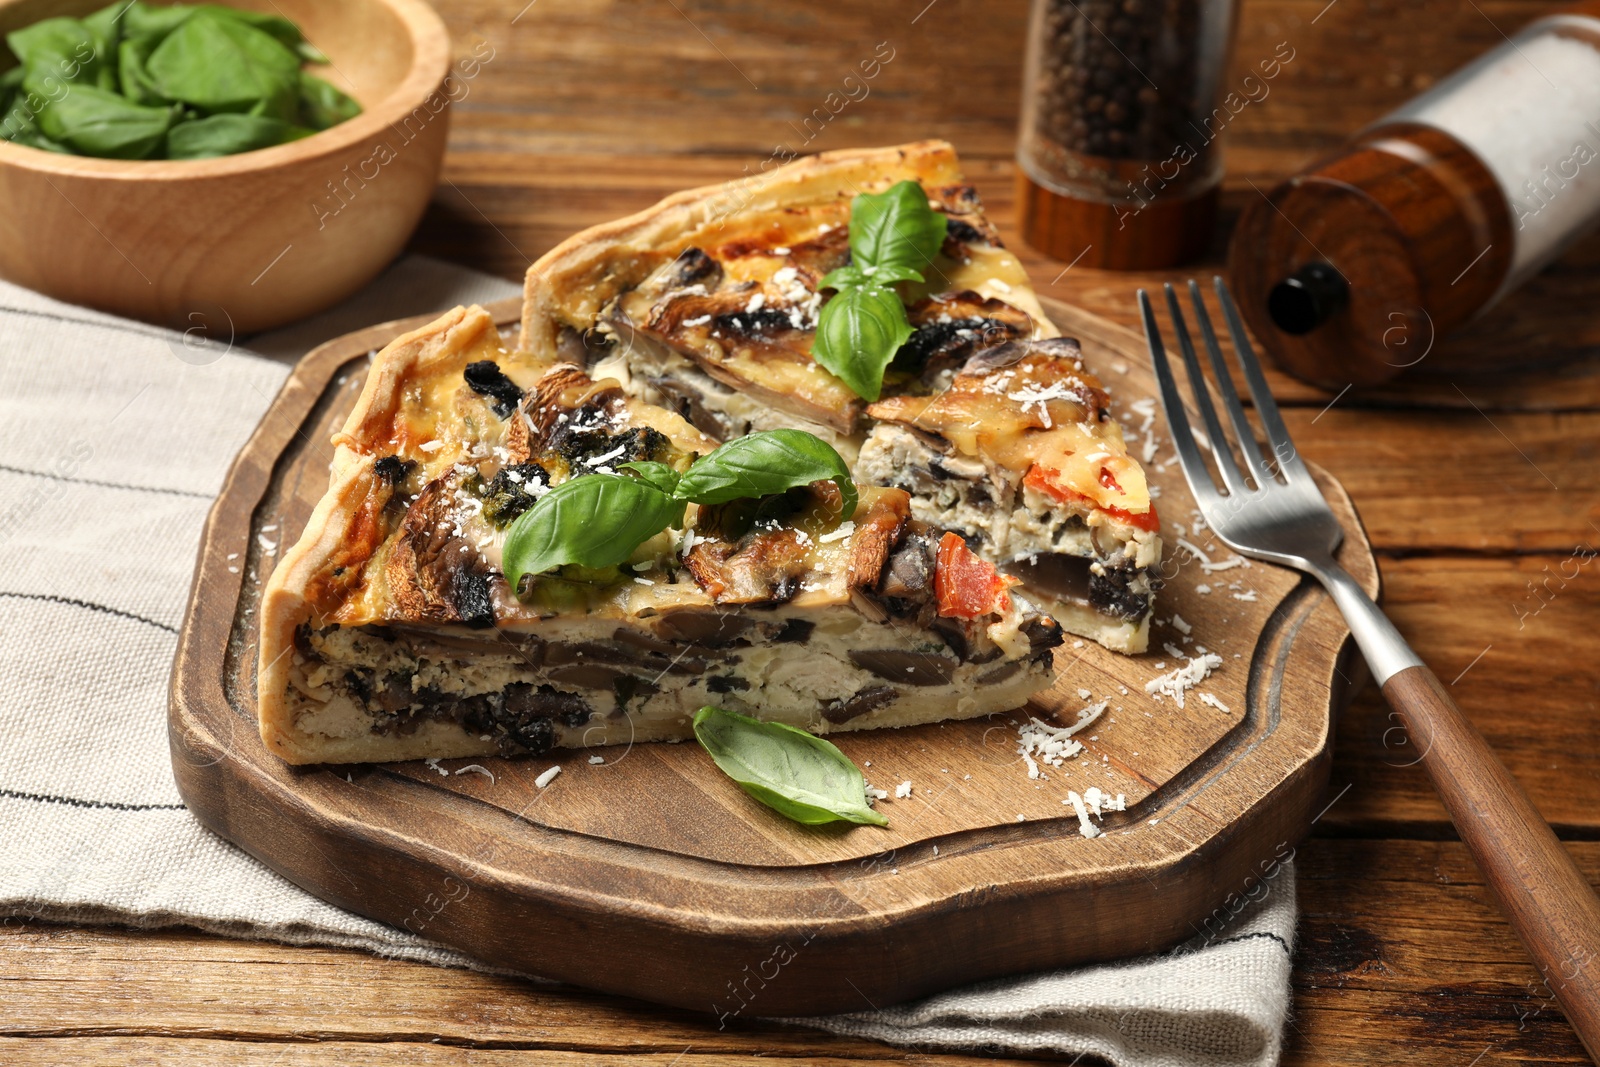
[[870, 353, 1151, 515]]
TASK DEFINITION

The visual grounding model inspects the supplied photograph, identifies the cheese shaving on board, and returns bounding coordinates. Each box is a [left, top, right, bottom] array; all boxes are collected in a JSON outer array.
[[1144, 655, 1224, 709]]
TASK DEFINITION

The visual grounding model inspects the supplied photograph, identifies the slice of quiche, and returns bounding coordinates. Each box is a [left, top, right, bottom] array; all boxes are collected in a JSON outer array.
[[519, 140, 1055, 455], [514, 139, 1162, 651], [259, 304, 1064, 765], [860, 339, 1161, 652]]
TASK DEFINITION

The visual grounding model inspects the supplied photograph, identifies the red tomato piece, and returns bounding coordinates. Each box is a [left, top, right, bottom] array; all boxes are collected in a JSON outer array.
[[1024, 465, 1161, 533], [934, 531, 1011, 620]]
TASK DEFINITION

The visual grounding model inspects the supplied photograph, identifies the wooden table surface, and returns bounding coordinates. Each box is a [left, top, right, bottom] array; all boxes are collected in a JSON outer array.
[[7, 1, 1599, 1063]]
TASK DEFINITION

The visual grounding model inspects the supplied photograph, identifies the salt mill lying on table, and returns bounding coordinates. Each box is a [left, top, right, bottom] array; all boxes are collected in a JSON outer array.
[[1230, 1, 1600, 388]]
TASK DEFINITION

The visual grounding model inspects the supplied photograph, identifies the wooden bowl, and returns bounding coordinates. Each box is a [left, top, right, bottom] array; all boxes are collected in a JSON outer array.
[[0, 0, 452, 333]]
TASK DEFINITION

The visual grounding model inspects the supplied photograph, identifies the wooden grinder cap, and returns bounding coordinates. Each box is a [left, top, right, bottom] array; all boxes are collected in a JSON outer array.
[[1227, 123, 1514, 390]]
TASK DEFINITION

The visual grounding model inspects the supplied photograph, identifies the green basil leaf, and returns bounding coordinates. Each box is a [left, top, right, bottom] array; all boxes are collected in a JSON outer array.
[[674, 429, 857, 518], [1, 119, 72, 153], [818, 264, 869, 291], [811, 284, 913, 403], [121, 4, 309, 49], [297, 71, 360, 130], [502, 474, 685, 589], [35, 84, 172, 158], [618, 460, 682, 496], [210, 8, 307, 53], [122, 3, 201, 39], [82, 3, 132, 70], [117, 33, 167, 106], [2, 84, 38, 140], [692, 706, 887, 827], [820, 263, 925, 292], [847, 179, 948, 278], [7, 17, 109, 90], [166, 112, 306, 158], [147, 9, 299, 114]]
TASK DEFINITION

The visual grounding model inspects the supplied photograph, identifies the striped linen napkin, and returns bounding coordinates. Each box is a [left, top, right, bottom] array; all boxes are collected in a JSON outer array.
[[0, 258, 1297, 1067]]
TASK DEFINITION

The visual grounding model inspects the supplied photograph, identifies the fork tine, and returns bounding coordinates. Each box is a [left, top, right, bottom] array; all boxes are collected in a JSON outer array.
[[1138, 289, 1224, 510], [1186, 280, 1273, 486], [1214, 276, 1314, 484], [1161, 283, 1251, 496]]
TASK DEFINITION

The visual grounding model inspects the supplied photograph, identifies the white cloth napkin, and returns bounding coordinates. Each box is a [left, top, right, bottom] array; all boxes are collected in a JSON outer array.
[[0, 258, 1297, 1067]]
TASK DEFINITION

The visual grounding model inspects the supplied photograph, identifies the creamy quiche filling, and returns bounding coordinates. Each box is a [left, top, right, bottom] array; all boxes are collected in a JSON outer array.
[[261, 307, 1063, 765], [862, 339, 1161, 652]]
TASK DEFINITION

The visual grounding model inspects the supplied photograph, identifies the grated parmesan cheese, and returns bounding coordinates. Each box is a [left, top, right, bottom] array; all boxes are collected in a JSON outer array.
[[534, 765, 562, 788], [1145, 654, 1224, 708], [818, 521, 855, 544], [1066, 791, 1100, 838]]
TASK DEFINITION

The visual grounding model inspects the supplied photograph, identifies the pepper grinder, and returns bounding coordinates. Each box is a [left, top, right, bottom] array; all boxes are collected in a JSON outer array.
[[1229, 1, 1600, 388], [1016, 0, 1244, 269]]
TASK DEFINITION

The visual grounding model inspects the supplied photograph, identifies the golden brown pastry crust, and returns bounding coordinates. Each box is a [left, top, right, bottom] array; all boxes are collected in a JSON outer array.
[[259, 306, 504, 763]]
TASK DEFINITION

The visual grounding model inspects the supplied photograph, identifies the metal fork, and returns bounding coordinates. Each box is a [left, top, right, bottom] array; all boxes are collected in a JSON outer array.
[[1142, 278, 1600, 1059]]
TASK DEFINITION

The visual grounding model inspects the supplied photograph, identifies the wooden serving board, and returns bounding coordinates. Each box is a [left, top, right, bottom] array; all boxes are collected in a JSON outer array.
[[170, 296, 1378, 1016]]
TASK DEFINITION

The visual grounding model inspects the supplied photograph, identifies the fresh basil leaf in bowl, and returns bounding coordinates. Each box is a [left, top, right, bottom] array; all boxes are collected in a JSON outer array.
[[0, 3, 362, 160], [35, 85, 174, 159], [692, 706, 888, 827], [502, 474, 687, 591], [674, 429, 858, 518], [80, 4, 127, 56], [167, 112, 310, 159], [117, 34, 170, 107], [297, 72, 360, 130], [6, 17, 112, 90], [146, 10, 300, 114]]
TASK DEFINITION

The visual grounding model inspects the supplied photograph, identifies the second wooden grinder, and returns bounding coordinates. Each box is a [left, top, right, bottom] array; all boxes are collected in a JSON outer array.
[[1229, 3, 1600, 389]]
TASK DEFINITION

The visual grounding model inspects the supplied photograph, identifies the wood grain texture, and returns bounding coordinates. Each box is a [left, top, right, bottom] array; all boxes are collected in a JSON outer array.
[[1380, 665, 1600, 1061], [1324, 555, 1600, 839], [0, 0, 451, 331], [167, 297, 1376, 1015], [6, 839, 1599, 1064]]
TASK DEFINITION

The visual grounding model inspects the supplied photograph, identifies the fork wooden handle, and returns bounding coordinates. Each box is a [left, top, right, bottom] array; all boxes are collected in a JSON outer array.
[[1384, 665, 1600, 1060]]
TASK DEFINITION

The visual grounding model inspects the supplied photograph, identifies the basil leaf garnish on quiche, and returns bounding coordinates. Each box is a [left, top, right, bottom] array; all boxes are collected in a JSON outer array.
[[847, 180, 949, 279], [812, 284, 915, 404], [503, 474, 685, 587], [617, 460, 683, 496], [674, 430, 858, 518], [509, 430, 857, 587], [692, 706, 888, 827], [811, 180, 948, 402]]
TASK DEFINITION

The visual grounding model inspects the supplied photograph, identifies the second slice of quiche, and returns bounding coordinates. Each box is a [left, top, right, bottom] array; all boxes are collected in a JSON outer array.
[[516, 140, 1163, 652], [259, 305, 1064, 765]]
